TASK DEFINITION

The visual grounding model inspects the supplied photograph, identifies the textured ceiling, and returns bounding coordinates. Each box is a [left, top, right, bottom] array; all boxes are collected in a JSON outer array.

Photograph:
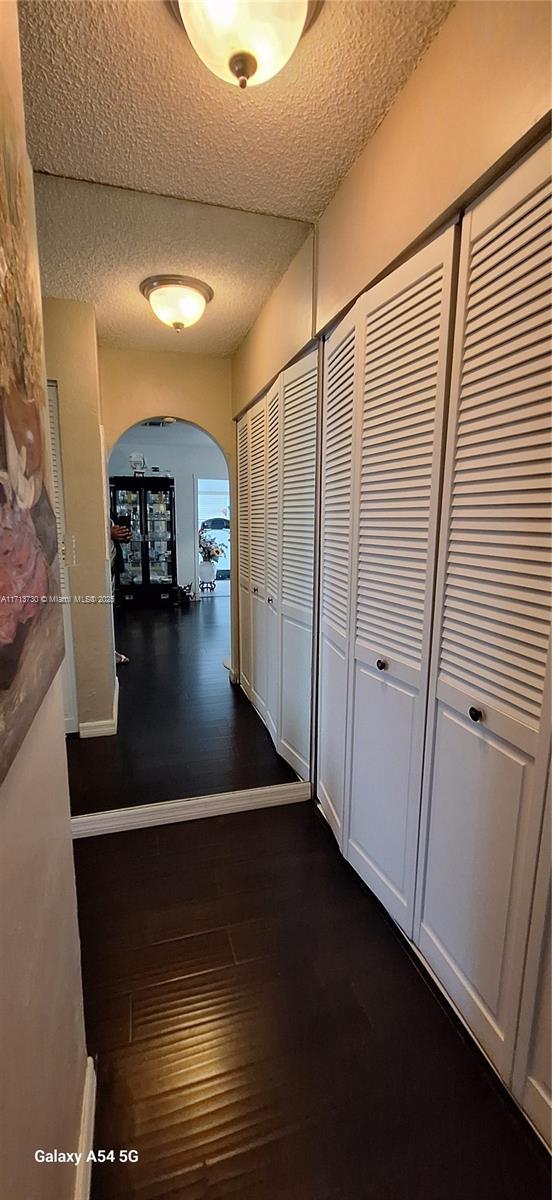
[[19, 0, 453, 222], [34, 174, 309, 355]]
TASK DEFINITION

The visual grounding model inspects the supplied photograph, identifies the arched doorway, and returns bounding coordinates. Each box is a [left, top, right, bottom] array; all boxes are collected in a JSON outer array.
[[109, 417, 230, 616]]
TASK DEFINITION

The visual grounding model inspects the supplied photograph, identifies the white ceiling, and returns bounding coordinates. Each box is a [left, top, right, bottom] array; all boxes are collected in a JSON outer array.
[[114, 420, 223, 450], [19, 0, 453, 223], [34, 174, 308, 355]]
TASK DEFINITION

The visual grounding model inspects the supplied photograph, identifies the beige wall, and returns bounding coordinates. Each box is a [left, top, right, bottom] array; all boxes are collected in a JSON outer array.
[[316, 1, 551, 330], [0, 677, 86, 1200], [231, 232, 314, 416], [43, 297, 117, 726], [99, 345, 233, 455], [99, 345, 239, 671], [0, 7, 87, 1199]]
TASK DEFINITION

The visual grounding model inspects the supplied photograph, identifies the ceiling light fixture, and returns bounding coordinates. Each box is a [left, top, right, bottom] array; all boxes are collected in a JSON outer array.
[[174, 1, 323, 89], [140, 275, 214, 331]]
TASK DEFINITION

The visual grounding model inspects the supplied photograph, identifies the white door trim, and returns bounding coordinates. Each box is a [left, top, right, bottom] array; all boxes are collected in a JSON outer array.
[[71, 780, 311, 837]]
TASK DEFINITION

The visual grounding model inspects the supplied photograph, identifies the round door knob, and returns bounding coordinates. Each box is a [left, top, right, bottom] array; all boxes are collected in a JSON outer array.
[[267, 596, 273, 605], [469, 706, 483, 723], [376, 659, 387, 672], [252, 586, 258, 594]]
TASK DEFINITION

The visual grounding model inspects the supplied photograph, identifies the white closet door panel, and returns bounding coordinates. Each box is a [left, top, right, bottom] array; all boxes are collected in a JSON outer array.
[[345, 227, 456, 934], [517, 902, 552, 1142], [251, 591, 267, 717], [280, 349, 318, 778], [512, 782, 551, 1144], [318, 316, 358, 837], [249, 398, 266, 597], [522, 902, 552, 1142], [237, 414, 250, 588], [280, 614, 312, 779], [266, 601, 280, 744], [281, 353, 317, 613], [237, 413, 252, 696], [239, 581, 252, 698], [416, 140, 552, 1079], [418, 708, 534, 1026], [249, 397, 267, 716], [266, 382, 282, 744], [348, 663, 417, 925], [266, 383, 281, 603], [318, 635, 348, 835]]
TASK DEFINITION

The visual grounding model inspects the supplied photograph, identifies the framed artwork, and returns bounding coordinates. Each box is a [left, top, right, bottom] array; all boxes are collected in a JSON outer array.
[[0, 69, 64, 784]]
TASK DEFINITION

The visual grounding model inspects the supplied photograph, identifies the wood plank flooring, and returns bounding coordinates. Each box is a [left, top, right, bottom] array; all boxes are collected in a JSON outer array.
[[73, 803, 550, 1200], [67, 598, 296, 815]]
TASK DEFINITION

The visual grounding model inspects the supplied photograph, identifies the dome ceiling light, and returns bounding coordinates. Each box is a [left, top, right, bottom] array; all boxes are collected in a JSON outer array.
[[140, 275, 214, 331], [174, 1, 323, 89]]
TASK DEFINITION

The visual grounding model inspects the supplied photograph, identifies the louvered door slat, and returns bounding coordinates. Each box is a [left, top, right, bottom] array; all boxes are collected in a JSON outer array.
[[266, 384, 280, 601], [416, 139, 552, 1081], [265, 382, 281, 744], [282, 367, 317, 611], [248, 396, 268, 717], [322, 329, 355, 638], [280, 349, 318, 781], [249, 403, 266, 593], [318, 317, 357, 838], [237, 415, 249, 587], [237, 410, 252, 696], [345, 226, 456, 936]]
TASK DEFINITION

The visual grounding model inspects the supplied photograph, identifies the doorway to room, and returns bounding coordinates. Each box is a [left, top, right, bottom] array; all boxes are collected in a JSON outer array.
[[66, 416, 296, 816], [196, 476, 231, 598]]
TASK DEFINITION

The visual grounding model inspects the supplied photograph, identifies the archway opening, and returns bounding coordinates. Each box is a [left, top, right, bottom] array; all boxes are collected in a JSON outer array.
[[109, 416, 231, 618]]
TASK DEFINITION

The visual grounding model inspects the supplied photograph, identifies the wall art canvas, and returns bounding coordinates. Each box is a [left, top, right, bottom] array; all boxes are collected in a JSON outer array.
[[0, 68, 64, 784]]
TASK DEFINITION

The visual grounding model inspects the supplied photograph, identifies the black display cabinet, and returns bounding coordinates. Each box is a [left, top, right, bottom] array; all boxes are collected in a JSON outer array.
[[110, 476, 178, 606]]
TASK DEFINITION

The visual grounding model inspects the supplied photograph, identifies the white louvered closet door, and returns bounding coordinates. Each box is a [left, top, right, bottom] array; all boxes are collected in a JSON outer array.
[[265, 380, 282, 745], [249, 395, 268, 719], [280, 348, 318, 778], [344, 227, 456, 935], [512, 774, 551, 1145], [237, 411, 252, 698], [415, 140, 552, 1078], [317, 314, 358, 840]]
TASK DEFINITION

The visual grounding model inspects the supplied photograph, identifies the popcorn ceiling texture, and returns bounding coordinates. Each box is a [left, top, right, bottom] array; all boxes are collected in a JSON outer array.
[[34, 175, 309, 355], [20, 0, 453, 223]]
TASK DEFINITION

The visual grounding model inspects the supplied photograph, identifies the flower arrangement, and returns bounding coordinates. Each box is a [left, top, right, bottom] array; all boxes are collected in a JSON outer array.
[[198, 529, 227, 563]]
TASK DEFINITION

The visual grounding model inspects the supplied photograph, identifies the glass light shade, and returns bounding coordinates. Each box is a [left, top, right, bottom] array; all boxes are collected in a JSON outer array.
[[140, 276, 213, 330], [178, 0, 309, 87], [149, 284, 206, 329]]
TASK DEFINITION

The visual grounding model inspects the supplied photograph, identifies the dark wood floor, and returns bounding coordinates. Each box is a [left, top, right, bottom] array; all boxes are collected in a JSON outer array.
[[74, 803, 550, 1200], [67, 598, 296, 815]]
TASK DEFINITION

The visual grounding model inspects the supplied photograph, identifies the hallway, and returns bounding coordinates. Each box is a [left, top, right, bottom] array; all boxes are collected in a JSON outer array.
[[75, 803, 549, 1200], [67, 599, 295, 815]]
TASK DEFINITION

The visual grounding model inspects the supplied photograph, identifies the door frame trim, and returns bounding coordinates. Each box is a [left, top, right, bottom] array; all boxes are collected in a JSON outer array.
[[71, 780, 311, 838]]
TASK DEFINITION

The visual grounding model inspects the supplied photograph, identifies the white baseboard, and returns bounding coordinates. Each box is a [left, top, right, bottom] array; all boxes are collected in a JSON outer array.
[[79, 677, 119, 739], [71, 781, 311, 838], [74, 1057, 96, 1200]]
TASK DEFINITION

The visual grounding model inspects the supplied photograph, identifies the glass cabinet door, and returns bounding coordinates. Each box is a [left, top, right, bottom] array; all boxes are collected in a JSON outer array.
[[113, 488, 143, 584], [146, 487, 174, 584]]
